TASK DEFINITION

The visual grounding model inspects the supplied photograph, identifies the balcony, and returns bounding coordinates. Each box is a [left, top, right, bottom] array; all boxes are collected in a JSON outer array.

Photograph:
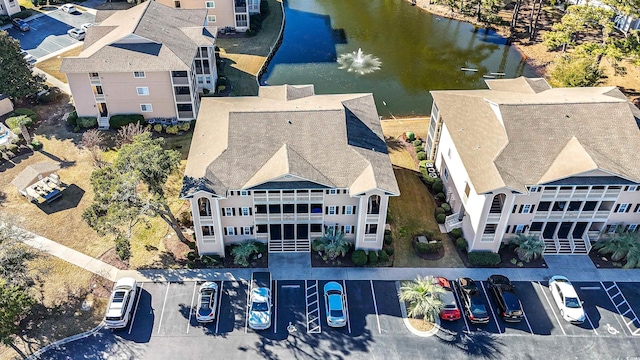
[[174, 94, 191, 102], [89, 75, 101, 85], [486, 212, 501, 223], [253, 193, 323, 203], [366, 214, 379, 222], [255, 233, 268, 241], [254, 213, 323, 223], [178, 111, 194, 119], [235, 6, 246, 12], [202, 235, 216, 243], [172, 76, 189, 85], [363, 234, 378, 242], [481, 234, 495, 242], [94, 94, 105, 102]]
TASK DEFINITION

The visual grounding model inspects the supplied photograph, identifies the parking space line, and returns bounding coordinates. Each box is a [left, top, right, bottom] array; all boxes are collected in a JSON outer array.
[[521, 307, 534, 335], [342, 280, 351, 334], [601, 281, 640, 336], [186, 281, 198, 333], [244, 280, 250, 334], [479, 281, 502, 334], [157, 282, 171, 335], [536, 281, 566, 336], [127, 282, 144, 335], [273, 280, 277, 334], [215, 281, 224, 334], [451, 281, 470, 333], [370, 281, 381, 334], [584, 312, 598, 336]]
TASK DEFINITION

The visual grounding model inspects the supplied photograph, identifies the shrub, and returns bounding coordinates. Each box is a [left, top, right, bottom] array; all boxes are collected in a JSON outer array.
[[368, 251, 379, 265], [436, 213, 446, 224], [12, 10, 32, 19], [413, 139, 423, 147], [416, 151, 427, 161], [6, 115, 33, 129], [384, 232, 393, 245], [245, 29, 257, 37], [378, 250, 389, 262], [15, 108, 36, 118], [441, 203, 451, 213], [187, 241, 197, 250], [77, 117, 97, 128], [425, 230, 435, 239], [432, 180, 444, 193], [468, 251, 501, 266], [153, 124, 163, 132], [254, 241, 267, 255], [200, 255, 222, 267], [0, 15, 9, 26], [421, 168, 437, 186], [36, 88, 62, 104], [416, 241, 442, 254], [456, 237, 468, 251], [109, 114, 145, 129], [384, 246, 394, 256], [178, 211, 192, 227], [435, 207, 445, 215], [419, 160, 429, 169], [30, 139, 42, 150], [115, 236, 131, 261], [67, 110, 78, 127], [178, 122, 191, 132], [450, 228, 463, 238], [187, 251, 197, 261], [351, 250, 367, 266], [406, 131, 415, 141], [165, 125, 179, 135], [436, 192, 446, 201]]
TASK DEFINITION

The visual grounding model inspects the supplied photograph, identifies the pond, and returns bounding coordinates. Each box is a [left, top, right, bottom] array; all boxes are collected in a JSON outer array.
[[260, 0, 538, 117]]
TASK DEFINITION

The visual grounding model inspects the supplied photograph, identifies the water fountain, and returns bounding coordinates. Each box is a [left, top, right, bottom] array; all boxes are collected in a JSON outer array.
[[337, 48, 381, 75]]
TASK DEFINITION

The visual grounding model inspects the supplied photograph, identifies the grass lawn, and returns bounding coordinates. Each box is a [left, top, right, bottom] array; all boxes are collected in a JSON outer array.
[[35, 46, 83, 84], [216, 0, 283, 95]]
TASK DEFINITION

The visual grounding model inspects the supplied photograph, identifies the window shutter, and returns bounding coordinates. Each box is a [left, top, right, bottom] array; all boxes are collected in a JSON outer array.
[[518, 205, 524, 213], [232, 208, 236, 216], [505, 225, 510, 233], [353, 206, 357, 214], [234, 227, 237, 235], [530, 205, 535, 213], [224, 228, 228, 235], [342, 206, 345, 214], [627, 205, 631, 213], [250, 226, 254, 235], [337, 206, 341, 215], [512, 205, 517, 213], [341, 226, 344, 233], [249, 208, 253, 215], [221, 208, 226, 216], [325, 207, 329, 215], [635, 204, 640, 212], [615, 204, 620, 212]]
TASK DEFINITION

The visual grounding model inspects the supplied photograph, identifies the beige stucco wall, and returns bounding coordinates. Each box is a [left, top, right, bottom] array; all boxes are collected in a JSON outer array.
[[0, 97, 14, 117], [67, 73, 99, 118], [99, 71, 177, 118]]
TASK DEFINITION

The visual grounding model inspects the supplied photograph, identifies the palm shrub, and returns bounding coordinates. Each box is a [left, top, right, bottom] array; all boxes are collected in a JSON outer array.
[[509, 234, 545, 262], [312, 227, 351, 260], [231, 240, 259, 267], [398, 276, 445, 323], [593, 230, 640, 269]]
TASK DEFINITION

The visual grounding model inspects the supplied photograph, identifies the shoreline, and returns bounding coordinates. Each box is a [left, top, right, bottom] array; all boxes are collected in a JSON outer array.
[[404, 0, 550, 77]]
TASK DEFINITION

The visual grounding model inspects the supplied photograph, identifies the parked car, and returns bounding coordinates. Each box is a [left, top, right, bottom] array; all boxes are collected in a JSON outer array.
[[80, 22, 94, 30], [20, 50, 35, 63], [324, 281, 347, 327], [248, 272, 272, 330], [195, 282, 218, 323], [456, 277, 490, 324], [549, 275, 586, 324], [104, 277, 137, 329], [11, 18, 30, 31], [67, 28, 86, 41], [60, 4, 77, 13], [435, 277, 461, 321], [487, 275, 523, 322]]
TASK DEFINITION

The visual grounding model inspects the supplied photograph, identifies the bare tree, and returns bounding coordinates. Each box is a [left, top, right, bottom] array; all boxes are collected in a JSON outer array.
[[81, 129, 105, 166], [115, 122, 147, 148]]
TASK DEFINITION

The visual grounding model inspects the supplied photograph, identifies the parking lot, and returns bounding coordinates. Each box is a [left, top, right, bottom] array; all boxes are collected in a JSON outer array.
[[6, 8, 94, 59]]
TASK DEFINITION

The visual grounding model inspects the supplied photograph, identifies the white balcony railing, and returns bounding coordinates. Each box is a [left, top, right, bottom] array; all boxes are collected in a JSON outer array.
[[486, 213, 501, 223], [202, 235, 216, 243], [366, 214, 380, 222]]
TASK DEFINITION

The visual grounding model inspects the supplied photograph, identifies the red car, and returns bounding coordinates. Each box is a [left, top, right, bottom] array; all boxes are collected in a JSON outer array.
[[436, 277, 461, 321]]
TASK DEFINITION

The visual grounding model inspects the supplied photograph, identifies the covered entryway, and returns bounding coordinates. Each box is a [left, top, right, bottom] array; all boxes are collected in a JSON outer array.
[[268, 223, 311, 252]]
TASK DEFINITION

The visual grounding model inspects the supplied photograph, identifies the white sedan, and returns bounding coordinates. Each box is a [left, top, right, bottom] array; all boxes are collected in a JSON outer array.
[[248, 287, 272, 330], [195, 282, 218, 323], [324, 281, 347, 328], [549, 275, 586, 324]]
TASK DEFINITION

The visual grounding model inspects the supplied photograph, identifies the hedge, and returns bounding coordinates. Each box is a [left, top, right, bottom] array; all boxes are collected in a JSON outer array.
[[436, 192, 446, 201], [413, 139, 423, 147], [368, 251, 379, 265], [351, 250, 367, 266], [432, 180, 444, 193], [15, 108, 36, 118], [384, 246, 394, 256], [384, 230, 393, 245], [67, 110, 78, 127], [416, 151, 427, 161], [416, 241, 443, 254], [12, 10, 32, 19], [468, 251, 501, 266], [109, 114, 145, 129], [436, 213, 446, 223], [435, 207, 445, 215], [200, 255, 222, 267], [441, 203, 451, 213], [378, 250, 389, 262], [456, 237, 468, 251], [165, 125, 179, 135], [77, 117, 97, 128], [450, 228, 463, 238], [178, 122, 190, 131]]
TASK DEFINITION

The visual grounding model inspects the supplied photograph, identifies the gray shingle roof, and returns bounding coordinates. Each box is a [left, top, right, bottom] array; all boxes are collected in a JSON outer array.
[[61, 1, 213, 73], [181, 85, 400, 198], [11, 162, 60, 192], [431, 77, 640, 194]]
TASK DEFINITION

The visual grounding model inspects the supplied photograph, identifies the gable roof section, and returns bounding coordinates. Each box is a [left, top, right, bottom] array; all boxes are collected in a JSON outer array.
[[61, 1, 213, 73], [431, 77, 640, 194], [181, 86, 400, 198]]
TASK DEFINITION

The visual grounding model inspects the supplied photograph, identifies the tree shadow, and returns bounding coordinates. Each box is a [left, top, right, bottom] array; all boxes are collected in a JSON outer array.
[[38, 150, 77, 169], [436, 327, 505, 359], [36, 184, 84, 215], [385, 136, 406, 152]]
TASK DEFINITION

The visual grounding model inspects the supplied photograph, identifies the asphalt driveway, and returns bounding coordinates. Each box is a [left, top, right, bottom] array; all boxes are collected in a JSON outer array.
[[5, 8, 94, 58]]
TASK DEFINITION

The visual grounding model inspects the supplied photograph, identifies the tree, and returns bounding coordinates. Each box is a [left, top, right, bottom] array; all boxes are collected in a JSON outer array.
[[0, 31, 45, 100], [82, 133, 185, 259], [548, 54, 604, 87], [0, 281, 34, 359], [398, 276, 445, 323], [311, 227, 351, 260], [81, 129, 105, 166], [509, 233, 545, 262], [0, 218, 40, 288], [593, 230, 640, 269]]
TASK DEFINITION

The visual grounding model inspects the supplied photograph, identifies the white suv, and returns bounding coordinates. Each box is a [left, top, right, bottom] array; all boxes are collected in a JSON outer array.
[[60, 4, 77, 13], [104, 277, 137, 329]]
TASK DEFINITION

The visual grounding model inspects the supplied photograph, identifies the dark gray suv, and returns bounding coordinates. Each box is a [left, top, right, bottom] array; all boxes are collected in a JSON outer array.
[[487, 275, 523, 323]]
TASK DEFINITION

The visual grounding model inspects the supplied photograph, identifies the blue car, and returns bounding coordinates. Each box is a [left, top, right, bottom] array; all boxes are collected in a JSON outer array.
[[11, 18, 30, 32]]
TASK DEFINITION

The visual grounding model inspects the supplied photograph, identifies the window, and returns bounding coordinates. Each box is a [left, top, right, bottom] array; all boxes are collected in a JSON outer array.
[[236, 14, 248, 27], [136, 87, 149, 96], [625, 224, 638, 233], [515, 225, 525, 234], [327, 206, 337, 215], [443, 167, 449, 181], [140, 104, 153, 112], [297, 204, 308, 213], [197, 76, 204, 85], [177, 104, 193, 112], [464, 183, 471, 198], [365, 224, 378, 235], [530, 222, 543, 232], [223, 207, 234, 216], [201, 226, 214, 236], [133, 71, 145, 78], [520, 204, 532, 214], [172, 71, 188, 78], [205, 0, 214, 7], [241, 226, 253, 235], [447, 148, 452, 158], [583, 201, 597, 211], [224, 227, 236, 236], [568, 201, 582, 211], [198, 198, 211, 217], [174, 0, 181, 7], [241, 207, 251, 216], [615, 203, 630, 213], [483, 224, 497, 234], [626, 185, 638, 192], [327, 189, 338, 195], [528, 186, 539, 193], [343, 225, 354, 234], [283, 204, 294, 213], [207, 15, 217, 23], [606, 224, 620, 234], [239, 190, 249, 196], [310, 224, 322, 233], [552, 201, 566, 211], [538, 201, 551, 211], [343, 205, 355, 215], [205, 76, 211, 84], [635, 204, 640, 213]]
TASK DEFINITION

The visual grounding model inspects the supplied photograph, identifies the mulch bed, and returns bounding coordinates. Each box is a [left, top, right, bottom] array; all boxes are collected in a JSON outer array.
[[589, 250, 625, 269], [311, 247, 394, 268], [413, 238, 445, 260], [223, 246, 269, 268], [453, 236, 548, 268]]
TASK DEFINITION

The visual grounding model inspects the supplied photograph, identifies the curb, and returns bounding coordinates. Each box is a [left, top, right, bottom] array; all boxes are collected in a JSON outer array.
[[395, 281, 440, 337], [28, 322, 105, 359]]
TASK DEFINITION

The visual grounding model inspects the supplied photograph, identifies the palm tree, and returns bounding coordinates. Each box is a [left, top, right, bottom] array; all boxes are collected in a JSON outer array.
[[593, 230, 640, 269], [231, 240, 259, 267], [312, 227, 351, 260], [398, 276, 445, 323], [510, 234, 545, 262]]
